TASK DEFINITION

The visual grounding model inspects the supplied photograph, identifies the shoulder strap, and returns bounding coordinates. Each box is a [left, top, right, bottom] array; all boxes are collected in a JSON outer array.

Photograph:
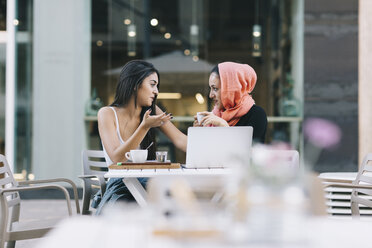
[[109, 107, 120, 132], [109, 107, 125, 144]]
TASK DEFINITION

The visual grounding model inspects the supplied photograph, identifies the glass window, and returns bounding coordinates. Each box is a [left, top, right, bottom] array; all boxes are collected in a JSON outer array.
[[3, 0, 303, 179], [88, 0, 302, 163], [0, 0, 6, 155], [13, 0, 33, 176]]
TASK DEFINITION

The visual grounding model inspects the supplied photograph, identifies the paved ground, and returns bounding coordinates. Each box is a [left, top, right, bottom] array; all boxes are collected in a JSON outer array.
[[9, 200, 82, 248]]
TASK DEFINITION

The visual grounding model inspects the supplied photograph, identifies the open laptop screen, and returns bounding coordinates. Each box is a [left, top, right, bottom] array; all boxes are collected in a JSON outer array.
[[184, 126, 253, 168]]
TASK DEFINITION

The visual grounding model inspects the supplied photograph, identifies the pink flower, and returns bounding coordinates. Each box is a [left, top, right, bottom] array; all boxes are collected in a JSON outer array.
[[304, 118, 341, 149]]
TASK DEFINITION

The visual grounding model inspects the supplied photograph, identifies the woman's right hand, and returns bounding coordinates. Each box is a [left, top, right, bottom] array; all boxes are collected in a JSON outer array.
[[196, 111, 229, 127], [193, 115, 202, 127], [141, 109, 172, 129]]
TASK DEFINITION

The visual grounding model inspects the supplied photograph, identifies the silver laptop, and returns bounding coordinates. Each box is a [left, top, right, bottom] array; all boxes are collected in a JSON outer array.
[[184, 126, 253, 168]]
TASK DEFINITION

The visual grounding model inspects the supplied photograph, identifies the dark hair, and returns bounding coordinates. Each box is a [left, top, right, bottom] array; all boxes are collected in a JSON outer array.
[[110, 60, 159, 159], [211, 64, 220, 76]]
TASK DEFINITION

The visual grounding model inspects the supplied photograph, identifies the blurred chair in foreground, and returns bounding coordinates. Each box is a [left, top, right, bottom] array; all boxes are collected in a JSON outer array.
[[268, 149, 299, 169], [79, 150, 107, 215], [0, 154, 80, 248]]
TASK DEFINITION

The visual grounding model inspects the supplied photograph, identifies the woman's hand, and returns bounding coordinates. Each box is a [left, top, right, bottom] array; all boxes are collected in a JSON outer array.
[[197, 111, 229, 127], [193, 115, 202, 127], [141, 109, 172, 129]]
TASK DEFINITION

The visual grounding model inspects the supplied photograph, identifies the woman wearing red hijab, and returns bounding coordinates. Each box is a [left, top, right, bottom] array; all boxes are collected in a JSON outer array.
[[195, 62, 267, 143]]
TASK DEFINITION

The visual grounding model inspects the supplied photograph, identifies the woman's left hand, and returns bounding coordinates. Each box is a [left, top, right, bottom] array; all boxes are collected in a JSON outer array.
[[198, 111, 229, 127], [142, 109, 172, 129]]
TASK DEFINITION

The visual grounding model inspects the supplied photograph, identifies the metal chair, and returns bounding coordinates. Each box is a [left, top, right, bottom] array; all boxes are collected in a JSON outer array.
[[79, 150, 107, 215], [322, 153, 372, 218], [0, 154, 80, 248]]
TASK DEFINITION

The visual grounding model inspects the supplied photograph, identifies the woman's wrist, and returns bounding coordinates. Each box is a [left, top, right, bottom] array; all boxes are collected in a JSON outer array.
[[139, 122, 151, 131], [219, 119, 229, 127]]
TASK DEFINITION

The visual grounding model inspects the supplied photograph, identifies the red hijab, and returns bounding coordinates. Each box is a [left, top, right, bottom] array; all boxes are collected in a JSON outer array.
[[212, 62, 256, 126]]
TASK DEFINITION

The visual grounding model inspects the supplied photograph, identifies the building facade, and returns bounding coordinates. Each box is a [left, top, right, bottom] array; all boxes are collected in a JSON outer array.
[[1, 0, 369, 183]]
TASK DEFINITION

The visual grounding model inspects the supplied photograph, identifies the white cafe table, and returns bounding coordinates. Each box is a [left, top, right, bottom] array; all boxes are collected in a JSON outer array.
[[104, 167, 232, 208]]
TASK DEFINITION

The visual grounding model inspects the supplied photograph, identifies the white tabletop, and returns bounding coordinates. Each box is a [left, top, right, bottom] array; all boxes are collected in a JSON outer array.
[[105, 167, 232, 178], [104, 167, 233, 208]]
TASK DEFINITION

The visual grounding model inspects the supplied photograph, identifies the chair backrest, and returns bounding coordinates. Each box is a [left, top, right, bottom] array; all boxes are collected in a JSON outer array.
[[0, 154, 21, 229], [0, 154, 20, 200], [351, 153, 372, 216], [82, 150, 108, 176]]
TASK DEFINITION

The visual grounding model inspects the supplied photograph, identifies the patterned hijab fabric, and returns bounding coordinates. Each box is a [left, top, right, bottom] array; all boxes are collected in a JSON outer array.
[[212, 62, 256, 126]]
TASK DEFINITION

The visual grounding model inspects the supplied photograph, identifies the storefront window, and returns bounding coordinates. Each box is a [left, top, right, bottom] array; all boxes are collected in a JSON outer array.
[[0, 0, 6, 156], [14, 0, 33, 176], [88, 0, 302, 162], [4, 0, 302, 177], [2, 0, 33, 176]]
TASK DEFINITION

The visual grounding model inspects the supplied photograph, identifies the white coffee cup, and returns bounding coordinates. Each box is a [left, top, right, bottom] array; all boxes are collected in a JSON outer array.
[[197, 112, 206, 124], [125, 149, 148, 163]]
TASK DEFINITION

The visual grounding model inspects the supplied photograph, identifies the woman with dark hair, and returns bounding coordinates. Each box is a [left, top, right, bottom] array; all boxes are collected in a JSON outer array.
[[94, 60, 187, 214], [195, 62, 267, 143]]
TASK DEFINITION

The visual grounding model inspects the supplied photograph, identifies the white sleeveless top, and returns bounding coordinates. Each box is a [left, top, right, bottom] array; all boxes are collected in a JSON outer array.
[[102, 107, 125, 166]]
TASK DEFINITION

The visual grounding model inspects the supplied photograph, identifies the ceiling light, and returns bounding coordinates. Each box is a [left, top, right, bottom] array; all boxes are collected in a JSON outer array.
[[195, 93, 205, 104], [150, 18, 158, 26], [157, 93, 182, 99], [128, 24, 136, 37], [124, 19, 131, 25], [252, 24, 262, 57], [128, 24, 136, 56]]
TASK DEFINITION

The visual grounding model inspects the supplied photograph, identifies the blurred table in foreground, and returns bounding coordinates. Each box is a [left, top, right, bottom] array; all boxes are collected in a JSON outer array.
[[37, 206, 372, 248]]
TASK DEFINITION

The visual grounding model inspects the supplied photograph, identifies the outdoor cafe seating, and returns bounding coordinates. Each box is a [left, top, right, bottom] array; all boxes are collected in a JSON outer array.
[[0, 154, 80, 248], [37, 152, 372, 248], [2, 150, 372, 247]]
